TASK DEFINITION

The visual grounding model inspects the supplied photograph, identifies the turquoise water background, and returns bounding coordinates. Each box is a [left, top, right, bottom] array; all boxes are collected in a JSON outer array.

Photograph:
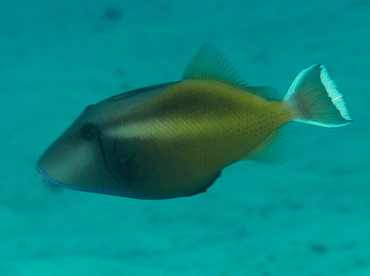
[[1, 1, 369, 275]]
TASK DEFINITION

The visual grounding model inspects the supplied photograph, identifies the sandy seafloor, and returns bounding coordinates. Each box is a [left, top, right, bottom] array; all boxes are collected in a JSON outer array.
[[1, 0, 369, 275]]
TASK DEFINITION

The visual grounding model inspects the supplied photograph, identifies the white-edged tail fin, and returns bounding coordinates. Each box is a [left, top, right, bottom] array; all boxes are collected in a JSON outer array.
[[284, 64, 352, 127]]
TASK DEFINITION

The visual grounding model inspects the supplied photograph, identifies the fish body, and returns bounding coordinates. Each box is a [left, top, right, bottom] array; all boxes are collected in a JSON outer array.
[[36, 45, 352, 199]]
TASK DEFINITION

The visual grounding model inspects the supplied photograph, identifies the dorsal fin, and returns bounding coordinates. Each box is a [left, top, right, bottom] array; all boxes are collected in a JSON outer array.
[[183, 44, 247, 87]]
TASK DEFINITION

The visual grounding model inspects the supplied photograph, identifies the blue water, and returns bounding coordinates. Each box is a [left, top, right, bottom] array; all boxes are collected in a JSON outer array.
[[1, 0, 368, 275]]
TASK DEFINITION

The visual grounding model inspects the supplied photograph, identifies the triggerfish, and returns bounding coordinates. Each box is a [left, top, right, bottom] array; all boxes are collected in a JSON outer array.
[[35, 45, 352, 199]]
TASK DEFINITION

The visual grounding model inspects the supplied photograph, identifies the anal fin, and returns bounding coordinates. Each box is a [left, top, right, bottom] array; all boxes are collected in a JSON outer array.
[[184, 171, 221, 197], [239, 124, 292, 163]]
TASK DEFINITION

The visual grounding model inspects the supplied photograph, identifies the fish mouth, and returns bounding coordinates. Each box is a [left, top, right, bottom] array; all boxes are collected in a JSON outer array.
[[35, 164, 87, 194], [34, 163, 136, 198], [35, 164, 61, 187]]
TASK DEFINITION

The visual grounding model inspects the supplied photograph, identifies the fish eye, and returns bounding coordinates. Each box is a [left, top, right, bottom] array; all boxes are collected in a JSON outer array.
[[80, 124, 99, 140]]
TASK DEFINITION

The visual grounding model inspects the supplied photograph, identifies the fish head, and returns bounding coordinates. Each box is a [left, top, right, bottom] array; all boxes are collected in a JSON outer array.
[[35, 83, 180, 199], [35, 102, 140, 198]]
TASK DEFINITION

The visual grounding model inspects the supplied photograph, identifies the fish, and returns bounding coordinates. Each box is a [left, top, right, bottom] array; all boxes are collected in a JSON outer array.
[[35, 45, 352, 200]]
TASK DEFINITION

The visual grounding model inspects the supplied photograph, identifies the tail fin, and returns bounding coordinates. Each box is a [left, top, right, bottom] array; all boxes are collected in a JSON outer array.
[[283, 64, 352, 127]]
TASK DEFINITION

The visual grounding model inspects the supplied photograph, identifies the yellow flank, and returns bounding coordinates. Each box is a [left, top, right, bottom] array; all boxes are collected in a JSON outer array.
[[113, 78, 295, 197], [155, 78, 293, 149]]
